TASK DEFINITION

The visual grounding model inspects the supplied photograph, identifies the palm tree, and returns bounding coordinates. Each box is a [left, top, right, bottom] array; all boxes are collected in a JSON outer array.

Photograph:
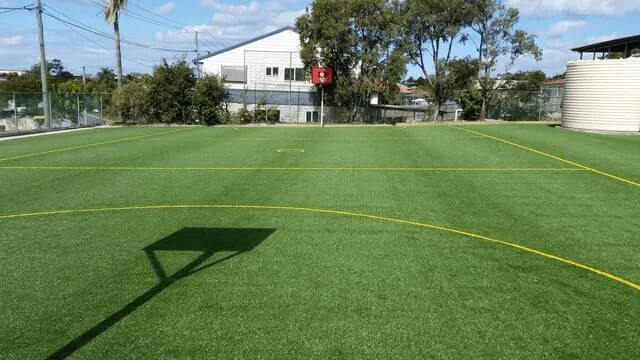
[[104, 0, 127, 89]]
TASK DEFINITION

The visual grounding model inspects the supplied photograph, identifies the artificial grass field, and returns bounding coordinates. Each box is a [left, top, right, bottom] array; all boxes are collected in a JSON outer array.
[[0, 124, 639, 359]]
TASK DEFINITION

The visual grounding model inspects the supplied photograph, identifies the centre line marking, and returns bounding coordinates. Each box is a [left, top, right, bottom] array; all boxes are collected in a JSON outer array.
[[0, 166, 588, 172]]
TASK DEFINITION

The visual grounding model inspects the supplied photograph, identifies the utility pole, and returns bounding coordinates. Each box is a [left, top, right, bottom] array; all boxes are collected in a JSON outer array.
[[82, 66, 86, 87], [34, 0, 51, 128], [195, 31, 201, 78]]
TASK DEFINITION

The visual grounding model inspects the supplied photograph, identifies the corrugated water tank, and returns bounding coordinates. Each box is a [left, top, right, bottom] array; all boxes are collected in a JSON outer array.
[[562, 59, 640, 132]]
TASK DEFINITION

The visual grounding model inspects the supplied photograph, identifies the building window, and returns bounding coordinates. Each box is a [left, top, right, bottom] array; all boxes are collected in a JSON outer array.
[[285, 68, 305, 81], [306, 111, 319, 122], [221, 65, 247, 83], [266, 67, 279, 77]]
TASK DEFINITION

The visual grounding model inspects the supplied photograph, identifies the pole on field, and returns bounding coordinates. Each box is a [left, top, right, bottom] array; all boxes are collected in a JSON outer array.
[[35, 0, 51, 129], [100, 95, 103, 124], [320, 84, 324, 127], [82, 66, 86, 88]]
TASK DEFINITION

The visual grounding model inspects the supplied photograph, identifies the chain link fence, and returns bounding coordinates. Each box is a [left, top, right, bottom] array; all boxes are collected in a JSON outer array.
[[0, 92, 105, 136], [222, 88, 564, 124]]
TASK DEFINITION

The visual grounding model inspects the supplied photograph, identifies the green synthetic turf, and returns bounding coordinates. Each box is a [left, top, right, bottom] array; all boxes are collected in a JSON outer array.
[[0, 124, 638, 359]]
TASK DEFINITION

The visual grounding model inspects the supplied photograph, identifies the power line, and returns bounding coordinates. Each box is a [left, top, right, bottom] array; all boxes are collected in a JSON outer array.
[[115, 0, 230, 51], [0, 4, 33, 14], [57, 18, 154, 70], [41, 7, 196, 53]]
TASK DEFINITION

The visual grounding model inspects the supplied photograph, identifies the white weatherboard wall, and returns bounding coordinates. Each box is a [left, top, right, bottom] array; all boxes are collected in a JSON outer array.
[[200, 29, 314, 92], [199, 28, 320, 123], [562, 59, 640, 132]]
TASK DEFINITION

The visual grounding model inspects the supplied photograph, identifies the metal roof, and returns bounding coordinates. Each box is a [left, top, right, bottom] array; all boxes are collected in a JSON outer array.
[[193, 26, 296, 64], [571, 34, 640, 54]]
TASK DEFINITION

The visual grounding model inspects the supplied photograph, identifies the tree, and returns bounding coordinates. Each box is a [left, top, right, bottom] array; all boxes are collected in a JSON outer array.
[[296, 0, 406, 122], [470, 0, 542, 120], [400, 0, 474, 119], [92, 68, 117, 93], [192, 74, 229, 125], [147, 59, 196, 123], [104, 0, 127, 89]]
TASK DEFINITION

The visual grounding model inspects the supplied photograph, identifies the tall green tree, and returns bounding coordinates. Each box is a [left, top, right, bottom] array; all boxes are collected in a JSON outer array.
[[296, 0, 406, 122], [104, 0, 127, 89], [400, 0, 474, 119], [470, 0, 542, 120]]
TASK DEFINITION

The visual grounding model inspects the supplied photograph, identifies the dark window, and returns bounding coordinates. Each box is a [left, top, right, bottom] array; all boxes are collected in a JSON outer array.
[[285, 68, 305, 81], [273, 67, 279, 76], [266, 67, 271, 76], [306, 111, 319, 122]]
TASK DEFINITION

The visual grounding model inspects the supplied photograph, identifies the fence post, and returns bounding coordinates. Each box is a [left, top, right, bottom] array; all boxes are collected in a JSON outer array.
[[48, 92, 52, 128], [77, 93, 80, 127], [100, 95, 103, 124], [13, 92, 18, 132], [538, 89, 543, 121]]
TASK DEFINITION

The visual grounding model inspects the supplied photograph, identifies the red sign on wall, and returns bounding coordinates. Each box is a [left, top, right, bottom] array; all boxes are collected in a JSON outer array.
[[312, 67, 333, 85]]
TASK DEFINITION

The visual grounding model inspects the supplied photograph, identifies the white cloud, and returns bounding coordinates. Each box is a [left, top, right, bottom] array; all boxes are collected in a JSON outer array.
[[84, 47, 110, 56], [0, 35, 24, 46], [153, 2, 175, 15], [0, 1, 11, 7], [152, 0, 305, 55], [506, 0, 640, 17], [197, 0, 304, 42], [547, 20, 587, 37]]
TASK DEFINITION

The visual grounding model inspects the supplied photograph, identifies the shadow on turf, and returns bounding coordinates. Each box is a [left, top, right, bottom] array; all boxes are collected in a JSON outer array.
[[48, 227, 275, 360]]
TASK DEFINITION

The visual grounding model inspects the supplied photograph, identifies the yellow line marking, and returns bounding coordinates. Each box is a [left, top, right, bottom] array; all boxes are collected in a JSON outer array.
[[233, 135, 483, 141], [276, 149, 305, 153], [0, 128, 192, 163], [1, 204, 638, 292], [449, 125, 640, 188], [0, 166, 588, 172]]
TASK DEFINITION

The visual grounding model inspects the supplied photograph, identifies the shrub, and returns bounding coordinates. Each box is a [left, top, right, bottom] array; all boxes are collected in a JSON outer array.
[[192, 75, 229, 125], [112, 79, 151, 123], [456, 88, 483, 120], [147, 59, 196, 123]]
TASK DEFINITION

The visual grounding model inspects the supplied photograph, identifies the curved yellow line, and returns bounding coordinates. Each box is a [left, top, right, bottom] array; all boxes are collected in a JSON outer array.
[[1, 204, 638, 291]]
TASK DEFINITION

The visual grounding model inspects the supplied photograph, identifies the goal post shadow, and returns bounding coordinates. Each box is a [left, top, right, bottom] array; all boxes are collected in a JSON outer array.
[[48, 227, 275, 360]]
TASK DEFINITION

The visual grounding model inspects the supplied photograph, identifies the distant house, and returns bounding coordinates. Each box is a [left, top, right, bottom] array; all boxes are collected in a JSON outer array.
[[193, 27, 321, 123]]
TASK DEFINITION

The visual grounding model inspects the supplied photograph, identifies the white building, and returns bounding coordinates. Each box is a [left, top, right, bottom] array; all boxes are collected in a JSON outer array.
[[194, 27, 322, 123]]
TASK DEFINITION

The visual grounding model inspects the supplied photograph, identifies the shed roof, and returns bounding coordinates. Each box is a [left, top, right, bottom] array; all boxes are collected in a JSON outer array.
[[571, 35, 640, 55]]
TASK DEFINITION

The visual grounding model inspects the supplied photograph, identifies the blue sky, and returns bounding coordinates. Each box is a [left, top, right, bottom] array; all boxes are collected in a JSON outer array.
[[0, 0, 638, 77]]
